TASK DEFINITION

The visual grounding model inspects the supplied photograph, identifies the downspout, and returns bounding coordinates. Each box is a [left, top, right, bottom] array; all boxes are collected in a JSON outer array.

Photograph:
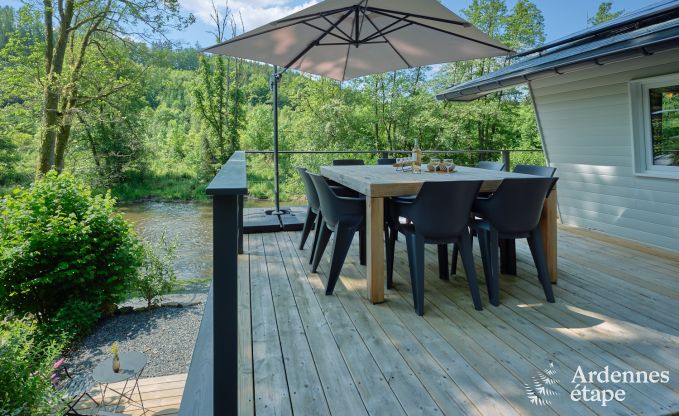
[[529, 81, 563, 224]]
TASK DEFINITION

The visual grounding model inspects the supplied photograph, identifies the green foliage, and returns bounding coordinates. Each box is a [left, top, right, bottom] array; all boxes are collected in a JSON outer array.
[[588, 2, 625, 26], [135, 234, 178, 308], [0, 172, 143, 327], [0, 318, 65, 416]]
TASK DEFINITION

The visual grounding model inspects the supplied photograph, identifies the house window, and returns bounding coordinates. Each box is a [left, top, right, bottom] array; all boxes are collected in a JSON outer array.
[[630, 74, 679, 179], [649, 85, 679, 167]]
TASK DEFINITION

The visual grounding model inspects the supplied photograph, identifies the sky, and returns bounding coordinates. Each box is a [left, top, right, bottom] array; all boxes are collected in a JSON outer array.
[[0, 0, 660, 48]]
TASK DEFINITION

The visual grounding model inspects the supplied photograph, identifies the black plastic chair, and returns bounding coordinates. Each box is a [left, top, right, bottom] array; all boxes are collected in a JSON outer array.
[[377, 158, 396, 165], [513, 164, 556, 177], [332, 159, 365, 166], [387, 181, 484, 316], [472, 177, 558, 306], [476, 160, 506, 171], [297, 167, 323, 264], [309, 173, 366, 295]]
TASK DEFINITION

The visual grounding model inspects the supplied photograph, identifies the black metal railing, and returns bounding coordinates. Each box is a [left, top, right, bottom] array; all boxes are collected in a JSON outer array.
[[244, 148, 544, 206], [179, 151, 247, 416]]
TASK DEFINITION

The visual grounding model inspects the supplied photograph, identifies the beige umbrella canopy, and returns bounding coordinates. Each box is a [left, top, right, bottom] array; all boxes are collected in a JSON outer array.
[[204, 0, 511, 217], [205, 0, 512, 81]]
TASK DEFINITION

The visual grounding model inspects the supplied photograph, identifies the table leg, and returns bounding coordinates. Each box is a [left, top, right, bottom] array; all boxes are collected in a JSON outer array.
[[539, 188, 558, 283], [367, 197, 385, 304]]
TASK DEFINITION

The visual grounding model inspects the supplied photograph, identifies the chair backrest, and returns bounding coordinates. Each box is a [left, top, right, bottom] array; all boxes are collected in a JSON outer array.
[[476, 161, 506, 171], [377, 158, 396, 165], [296, 167, 320, 211], [332, 159, 365, 166], [402, 181, 483, 240], [308, 172, 363, 229], [483, 177, 558, 234], [513, 164, 557, 177]]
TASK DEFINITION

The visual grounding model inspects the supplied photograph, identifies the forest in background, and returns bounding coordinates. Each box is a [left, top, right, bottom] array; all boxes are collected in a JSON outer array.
[[0, 1, 624, 202]]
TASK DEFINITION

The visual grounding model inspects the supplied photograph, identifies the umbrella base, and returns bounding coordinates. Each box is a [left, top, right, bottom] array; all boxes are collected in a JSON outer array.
[[243, 207, 305, 233]]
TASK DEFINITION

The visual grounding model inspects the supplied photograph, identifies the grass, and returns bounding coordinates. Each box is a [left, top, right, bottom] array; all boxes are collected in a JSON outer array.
[[107, 171, 210, 202]]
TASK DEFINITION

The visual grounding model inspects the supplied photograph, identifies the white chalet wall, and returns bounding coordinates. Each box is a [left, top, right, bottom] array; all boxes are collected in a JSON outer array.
[[530, 49, 679, 251]]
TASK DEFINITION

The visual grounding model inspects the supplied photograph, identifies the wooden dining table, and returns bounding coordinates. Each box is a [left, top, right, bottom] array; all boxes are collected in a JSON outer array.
[[320, 164, 558, 304]]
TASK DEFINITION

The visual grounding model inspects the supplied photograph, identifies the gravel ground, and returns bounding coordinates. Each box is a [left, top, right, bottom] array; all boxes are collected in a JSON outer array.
[[65, 292, 207, 388]]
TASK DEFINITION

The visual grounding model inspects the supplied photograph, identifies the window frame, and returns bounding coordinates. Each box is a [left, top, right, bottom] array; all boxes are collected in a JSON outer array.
[[630, 73, 679, 179]]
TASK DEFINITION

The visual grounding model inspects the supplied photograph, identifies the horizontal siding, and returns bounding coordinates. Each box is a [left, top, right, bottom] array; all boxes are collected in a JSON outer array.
[[532, 50, 679, 251]]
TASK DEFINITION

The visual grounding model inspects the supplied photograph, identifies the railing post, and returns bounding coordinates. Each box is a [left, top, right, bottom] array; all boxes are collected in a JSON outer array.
[[237, 194, 244, 255], [501, 150, 511, 172], [181, 151, 247, 416], [213, 195, 238, 415]]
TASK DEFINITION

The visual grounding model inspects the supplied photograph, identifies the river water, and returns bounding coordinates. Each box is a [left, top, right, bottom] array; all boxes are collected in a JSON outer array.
[[120, 202, 213, 281]]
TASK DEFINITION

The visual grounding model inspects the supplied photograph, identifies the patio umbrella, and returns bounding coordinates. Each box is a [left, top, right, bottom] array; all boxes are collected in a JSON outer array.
[[204, 0, 512, 216]]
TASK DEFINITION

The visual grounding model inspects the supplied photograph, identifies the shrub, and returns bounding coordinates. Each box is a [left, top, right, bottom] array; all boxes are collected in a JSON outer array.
[[135, 234, 177, 308], [0, 318, 65, 416], [0, 171, 143, 331]]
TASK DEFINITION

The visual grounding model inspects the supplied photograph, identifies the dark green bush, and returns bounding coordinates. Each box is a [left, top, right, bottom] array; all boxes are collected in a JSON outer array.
[[0, 318, 64, 416], [0, 171, 143, 331]]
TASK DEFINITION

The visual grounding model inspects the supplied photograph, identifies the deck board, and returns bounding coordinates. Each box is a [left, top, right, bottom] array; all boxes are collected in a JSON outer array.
[[240, 226, 679, 415]]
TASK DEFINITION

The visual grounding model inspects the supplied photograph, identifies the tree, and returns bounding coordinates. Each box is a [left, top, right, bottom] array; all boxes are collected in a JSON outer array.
[[588, 2, 624, 26], [34, 0, 192, 175], [192, 1, 245, 175], [0, 6, 15, 50]]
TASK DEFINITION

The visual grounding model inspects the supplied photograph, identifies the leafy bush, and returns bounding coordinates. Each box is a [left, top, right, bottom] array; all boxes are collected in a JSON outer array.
[[0, 171, 143, 331], [0, 318, 65, 416], [136, 234, 177, 308]]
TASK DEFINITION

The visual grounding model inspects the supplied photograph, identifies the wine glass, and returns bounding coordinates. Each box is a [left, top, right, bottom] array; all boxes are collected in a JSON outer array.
[[429, 158, 440, 172], [443, 158, 455, 173]]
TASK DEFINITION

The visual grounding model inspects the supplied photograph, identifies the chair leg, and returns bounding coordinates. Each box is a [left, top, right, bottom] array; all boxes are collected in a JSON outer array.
[[450, 243, 459, 276], [404, 233, 417, 308], [326, 224, 357, 295], [311, 220, 332, 273], [359, 224, 366, 266], [437, 244, 449, 280], [309, 211, 323, 264], [487, 230, 501, 306], [500, 238, 517, 275], [527, 228, 555, 303], [405, 233, 426, 315], [299, 207, 316, 250], [386, 224, 397, 289], [476, 229, 491, 294], [459, 231, 482, 311]]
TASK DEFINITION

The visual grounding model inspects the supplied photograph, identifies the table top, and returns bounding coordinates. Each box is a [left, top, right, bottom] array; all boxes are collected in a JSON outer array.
[[320, 165, 536, 197], [92, 351, 147, 384]]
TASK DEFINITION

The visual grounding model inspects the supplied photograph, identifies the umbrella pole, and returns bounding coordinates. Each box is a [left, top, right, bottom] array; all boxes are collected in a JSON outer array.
[[271, 65, 285, 215]]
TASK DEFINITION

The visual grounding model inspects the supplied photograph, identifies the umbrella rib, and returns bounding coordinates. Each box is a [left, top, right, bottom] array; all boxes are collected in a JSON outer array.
[[365, 6, 469, 26], [203, 8, 351, 51], [369, 9, 513, 53], [362, 12, 412, 68], [321, 15, 353, 41], [342, 44, 351, 81], [362, 20, 412, 43], [304, 21, 352, 43], [284, 8, 355, 70]]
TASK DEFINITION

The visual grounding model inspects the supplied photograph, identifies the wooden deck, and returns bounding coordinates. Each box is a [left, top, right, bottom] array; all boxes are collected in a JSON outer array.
[[76, 374, 185, 415], [237, 226, 679, 415]]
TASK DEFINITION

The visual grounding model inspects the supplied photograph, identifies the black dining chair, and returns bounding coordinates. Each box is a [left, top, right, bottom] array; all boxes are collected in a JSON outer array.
[[476, 160, 506, 171], [472, 177, 558, 306], [377, 158, 397, 165], [297, 167, 323, 264], [387, 181, 484, 316], [332, 159, 365, 166], [513, 164, 557, 177], [309, 173, 367, 295]]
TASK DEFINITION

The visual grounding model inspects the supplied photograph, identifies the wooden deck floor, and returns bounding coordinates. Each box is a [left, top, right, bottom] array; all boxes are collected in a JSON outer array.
[[76, 373, 186, 415], [237, 226, 679, 416]]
